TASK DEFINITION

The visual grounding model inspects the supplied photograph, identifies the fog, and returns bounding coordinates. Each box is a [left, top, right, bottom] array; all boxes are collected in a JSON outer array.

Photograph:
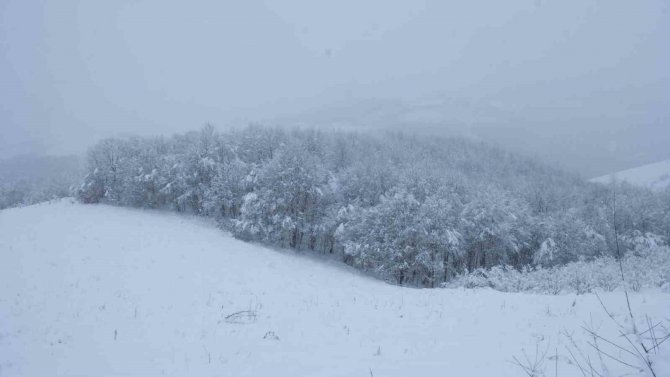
[[2, 0, 669, 176]]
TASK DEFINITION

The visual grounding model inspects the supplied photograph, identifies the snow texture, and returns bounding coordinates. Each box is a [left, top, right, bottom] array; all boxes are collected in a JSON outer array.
[[1, 200, 669, 376]]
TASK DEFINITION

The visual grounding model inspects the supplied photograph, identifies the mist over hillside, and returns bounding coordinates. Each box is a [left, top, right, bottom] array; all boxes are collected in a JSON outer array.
[[267, 95, 670, 178], [2, 1, 668, 178], [0, 154, 83, 209]]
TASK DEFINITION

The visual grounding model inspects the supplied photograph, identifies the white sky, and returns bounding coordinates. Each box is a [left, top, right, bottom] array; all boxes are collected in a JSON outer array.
[[1, 0, 669, 176]]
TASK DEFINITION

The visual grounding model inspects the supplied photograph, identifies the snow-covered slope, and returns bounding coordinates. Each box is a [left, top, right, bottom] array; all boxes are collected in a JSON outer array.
[[591, 159, 670, 191], [1, 200, 668, 376]]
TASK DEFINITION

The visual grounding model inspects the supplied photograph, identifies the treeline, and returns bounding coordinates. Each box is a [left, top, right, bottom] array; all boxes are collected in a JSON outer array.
[[447, 234, 670, 294], [76, 125, 670, 286]]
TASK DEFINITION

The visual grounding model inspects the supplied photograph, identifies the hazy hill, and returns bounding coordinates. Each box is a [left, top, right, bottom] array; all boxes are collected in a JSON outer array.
[[0, 154, 84, 209], [591, 159, 670, 191]]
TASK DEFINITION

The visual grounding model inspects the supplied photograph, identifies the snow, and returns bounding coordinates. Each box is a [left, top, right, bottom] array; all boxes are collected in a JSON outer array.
[[591, 159, 670, 191], [1, 199, 669, 377]]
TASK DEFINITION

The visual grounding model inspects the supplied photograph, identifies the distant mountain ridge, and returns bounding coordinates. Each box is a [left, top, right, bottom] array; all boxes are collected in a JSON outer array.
[[267, 95, 670, 178], [591, 159, 670, 191]]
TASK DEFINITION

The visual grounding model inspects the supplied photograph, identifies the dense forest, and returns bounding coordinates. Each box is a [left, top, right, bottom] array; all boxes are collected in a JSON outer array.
[[75, 125, 670, 287]]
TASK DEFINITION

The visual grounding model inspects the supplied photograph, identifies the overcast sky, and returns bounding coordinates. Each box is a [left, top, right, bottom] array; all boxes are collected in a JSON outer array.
[[1, 0, 669, 176]]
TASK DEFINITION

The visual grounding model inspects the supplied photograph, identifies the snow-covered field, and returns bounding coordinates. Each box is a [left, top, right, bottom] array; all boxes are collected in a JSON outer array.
[[1, 200, 668, 377], [591, 159, 670, 191]]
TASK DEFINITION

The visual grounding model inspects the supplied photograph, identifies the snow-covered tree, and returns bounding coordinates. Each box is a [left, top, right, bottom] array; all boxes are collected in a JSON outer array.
[[75, 125, 670, 286]]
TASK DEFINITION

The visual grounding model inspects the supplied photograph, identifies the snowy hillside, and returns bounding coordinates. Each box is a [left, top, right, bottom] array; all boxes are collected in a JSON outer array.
[[1, 200, 669, 376], [591, 159, 670, 191]]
